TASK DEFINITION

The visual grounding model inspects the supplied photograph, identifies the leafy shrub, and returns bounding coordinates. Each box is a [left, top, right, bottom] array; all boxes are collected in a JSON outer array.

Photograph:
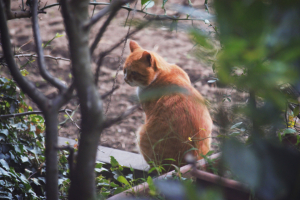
[[0, 77, 70, 199]]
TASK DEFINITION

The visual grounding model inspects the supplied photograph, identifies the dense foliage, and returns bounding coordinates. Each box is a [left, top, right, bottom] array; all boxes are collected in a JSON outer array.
[[0, 77, 47, 199], [191, 0, 300, 199]]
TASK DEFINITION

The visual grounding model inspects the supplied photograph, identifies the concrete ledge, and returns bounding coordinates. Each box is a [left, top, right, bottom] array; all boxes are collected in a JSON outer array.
[[58, 137, 149, 171]]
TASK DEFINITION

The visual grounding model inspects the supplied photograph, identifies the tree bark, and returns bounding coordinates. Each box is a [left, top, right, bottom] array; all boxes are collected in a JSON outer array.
[[60, 0, 104, 199], [44, 110, 59, 200]]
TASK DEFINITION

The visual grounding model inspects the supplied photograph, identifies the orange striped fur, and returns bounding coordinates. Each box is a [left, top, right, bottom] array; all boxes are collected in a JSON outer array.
[[123, 41, 212, 170]]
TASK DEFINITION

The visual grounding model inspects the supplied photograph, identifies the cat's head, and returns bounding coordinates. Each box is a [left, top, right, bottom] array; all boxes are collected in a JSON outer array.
[[123, 41, 158, 88]]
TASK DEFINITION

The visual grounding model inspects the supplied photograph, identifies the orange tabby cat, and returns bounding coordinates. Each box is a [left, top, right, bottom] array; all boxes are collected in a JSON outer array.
[[123, 41, 212, 170]]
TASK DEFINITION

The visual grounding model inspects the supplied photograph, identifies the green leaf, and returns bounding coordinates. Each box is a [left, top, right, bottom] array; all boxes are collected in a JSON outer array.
[[283, 128, 296, 135], [143, 0, 154, 9], [297, 135, 300, 146], [117, 176, 130, 186], [126, 174, 133, 180], [20, 156, 29, 163], [183, 147, 198, 156], [0, 167, 9, 176], [0, 129, 8, 136], [147, 176, 156, 195], [294, 106, 300, 117], [148, 167, 157, 174], [30, 124, 36, 132], [0, 159, 9, 170], [164, 158, 176, 161], [207, 80, 217, 83], [230, 122, 243, 129], [31, 178, 40, 186], [162, 0, 168, 9], [141, 0, 149, 5], [110, 156, 119, 168], [20, 69, 29, 76], [222, 139, 260, 189], [95, 167, 108, 173], [114, 187, 127, 194]]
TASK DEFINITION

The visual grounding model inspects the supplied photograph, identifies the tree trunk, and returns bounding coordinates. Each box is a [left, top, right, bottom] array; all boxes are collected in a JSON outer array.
[[44, 110, 59, 200]]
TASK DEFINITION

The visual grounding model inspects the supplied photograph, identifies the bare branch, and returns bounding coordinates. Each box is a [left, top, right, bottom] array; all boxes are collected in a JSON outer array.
[[101, 85, 120, 100], [61, 0, 105, 198], [32, 0, 66, 92], [94, 20, 150, 85], [3, 0, 46, 20], [84, 5, 110, 29], [52, 82, 75, 109], [15, 54, 70, 62], [0, 109, 72, 119], [90, 10, 118, 55], [104, 0, 137, 114], [64, 109, 81, 130], [103, 105, 139, 129], [0, 0, 48, 111], [40, 2, 206, 21], [84, 0, 134, 30]]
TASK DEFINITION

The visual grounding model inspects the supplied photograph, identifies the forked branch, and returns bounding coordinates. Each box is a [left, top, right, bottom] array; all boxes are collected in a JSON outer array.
[[85, 0, 134, 29], [3, 0, 46, 20], [32, 0, 66, 92], [103, 105, 139, 129], [0, 0, 48, 111], [94, 20, 150, 85]]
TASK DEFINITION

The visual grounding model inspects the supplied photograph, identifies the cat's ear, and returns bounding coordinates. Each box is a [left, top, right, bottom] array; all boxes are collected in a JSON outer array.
[[142, 51, 152, 67], [129, 40, 141, 52]]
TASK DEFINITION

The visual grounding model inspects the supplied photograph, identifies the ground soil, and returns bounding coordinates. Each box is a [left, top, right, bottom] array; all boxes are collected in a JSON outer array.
[[1, 0, 245, 153]]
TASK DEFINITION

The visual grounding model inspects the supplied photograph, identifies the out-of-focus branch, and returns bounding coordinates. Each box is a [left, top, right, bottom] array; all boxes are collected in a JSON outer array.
[[84, 4, 110, 29], [32, 0, 66, 92], [15, 54, 70, 62], [90, 9, 119, 55], [94, 20, 150, 85], [103, 105, 139, 129], [84, 0, 134, 29], [52, 83, 75, 109], [3, 0, 46, 20], [0, 109, 72, 119], [0, 0, 48, 111], [64, 109, 81, 130], [40, 2, 205, 21], [101, 85, 120, 100]]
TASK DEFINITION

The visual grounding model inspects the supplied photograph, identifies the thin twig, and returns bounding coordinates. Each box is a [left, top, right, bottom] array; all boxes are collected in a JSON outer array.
[[84, 0, 134, 29], [101, 85, 120, 100], [204, 0, 209, 13], [90, 8, 119, 55], [15, 54, 70, 62], [84, 4, 110, 29], [59, 104, 80, 126], [105, 0, 138, 114], [103, 105, 139, 129], [0, 0, 48, 110], [52, 82, 76, 109], [65, 109, 81, 130], [40, 2, 206, 21], [32, 0, 66, 92], [0, 109, 72, 119], [94, 20, 150, 85], [3, 0, 46, 20]]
